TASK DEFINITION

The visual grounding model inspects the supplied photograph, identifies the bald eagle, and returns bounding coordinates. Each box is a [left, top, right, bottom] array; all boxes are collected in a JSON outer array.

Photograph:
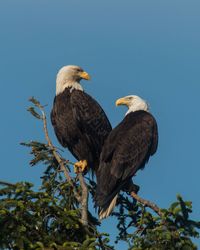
[[51, 65, 112, 173], [95, 95, 158, 219]]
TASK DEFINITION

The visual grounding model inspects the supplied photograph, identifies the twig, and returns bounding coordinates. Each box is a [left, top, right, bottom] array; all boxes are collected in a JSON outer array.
[[130, 191, 162, 217], [0, 180, 16, 187], [39, 105, 89, 226], [40, 108, 81, 203], [78, 173, 88, 226]]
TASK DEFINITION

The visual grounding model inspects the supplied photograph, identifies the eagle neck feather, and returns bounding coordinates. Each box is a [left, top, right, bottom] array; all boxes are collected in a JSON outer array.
[[125, 106, 149, 116], [56, 81, 83, 95]]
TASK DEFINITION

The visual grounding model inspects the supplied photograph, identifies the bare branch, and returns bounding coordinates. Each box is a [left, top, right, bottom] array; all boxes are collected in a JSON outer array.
[[78, 173, 88, 226], [29, 99, 90, 225], [39, 104, 89, 225], [0, 180, 16, 187], [40, 108, 81, 203], [130, 191, 162, 217]]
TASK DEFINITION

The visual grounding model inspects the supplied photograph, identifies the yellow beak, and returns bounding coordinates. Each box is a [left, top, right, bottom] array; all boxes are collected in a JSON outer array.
[[115, 97, 129, 107], [79, 71, 91, 80]]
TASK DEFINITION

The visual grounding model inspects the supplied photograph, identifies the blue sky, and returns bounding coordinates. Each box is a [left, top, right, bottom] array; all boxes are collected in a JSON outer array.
[[0, 0, 200, 248]]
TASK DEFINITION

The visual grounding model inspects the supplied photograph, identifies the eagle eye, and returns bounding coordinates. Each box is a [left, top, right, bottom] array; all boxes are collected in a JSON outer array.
[[76, 68, 83, 72]]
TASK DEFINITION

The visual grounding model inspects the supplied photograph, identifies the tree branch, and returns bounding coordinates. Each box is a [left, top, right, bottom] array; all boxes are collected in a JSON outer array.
[[78, 173, 89, 226], [40, 108, 81, 203], [130, 191, 162, 217], [0, 180, 15, 187], [38, 104, 89, 226]]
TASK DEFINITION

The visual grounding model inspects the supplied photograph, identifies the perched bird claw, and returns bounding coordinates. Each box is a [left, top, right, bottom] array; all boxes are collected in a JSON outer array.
[[74, 160, 88, 174]]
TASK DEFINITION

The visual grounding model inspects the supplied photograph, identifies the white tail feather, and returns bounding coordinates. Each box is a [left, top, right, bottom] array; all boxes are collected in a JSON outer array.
[[99, 194, 118, 220]]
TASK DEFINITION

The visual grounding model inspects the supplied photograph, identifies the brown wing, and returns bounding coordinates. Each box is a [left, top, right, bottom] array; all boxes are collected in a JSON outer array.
[[51, 88, 112, 171], [70, 90, 112, 167], [95, 110, 158, 208]]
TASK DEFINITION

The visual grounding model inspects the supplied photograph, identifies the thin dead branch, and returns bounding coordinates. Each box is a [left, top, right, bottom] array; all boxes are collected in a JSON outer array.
[[78, 173, 88, 226], [130, 191, 162, 217], [40, 108, 81, 203], [37, 103, 89, 225], [0, 180, 16, 187]]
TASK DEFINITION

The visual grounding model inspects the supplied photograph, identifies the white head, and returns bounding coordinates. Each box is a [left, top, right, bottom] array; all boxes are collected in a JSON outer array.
[[115, 95, 149, 115], [56, 65, 91, 95]]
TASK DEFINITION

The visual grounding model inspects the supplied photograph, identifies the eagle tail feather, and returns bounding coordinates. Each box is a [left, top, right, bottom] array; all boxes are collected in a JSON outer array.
[[99, 194, 118, 220]]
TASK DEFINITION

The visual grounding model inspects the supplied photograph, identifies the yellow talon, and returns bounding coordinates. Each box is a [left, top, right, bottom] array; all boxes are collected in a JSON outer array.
[[74, 160, 88, 174]]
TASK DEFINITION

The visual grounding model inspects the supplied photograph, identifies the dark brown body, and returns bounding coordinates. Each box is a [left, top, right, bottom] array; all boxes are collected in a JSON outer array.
[[51, 88, 112, 172], [95, 110, 158, 213]]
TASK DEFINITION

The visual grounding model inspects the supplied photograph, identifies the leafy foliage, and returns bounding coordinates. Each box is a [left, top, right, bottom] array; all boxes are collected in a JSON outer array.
[[0, 98, 199, 249], [0, 180, 112, 250], [114, 194, 200, 249]]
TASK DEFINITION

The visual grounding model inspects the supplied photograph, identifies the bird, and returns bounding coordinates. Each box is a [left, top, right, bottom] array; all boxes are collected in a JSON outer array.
[[95, 95, 158, 219], [51, 65, 112, 174]]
